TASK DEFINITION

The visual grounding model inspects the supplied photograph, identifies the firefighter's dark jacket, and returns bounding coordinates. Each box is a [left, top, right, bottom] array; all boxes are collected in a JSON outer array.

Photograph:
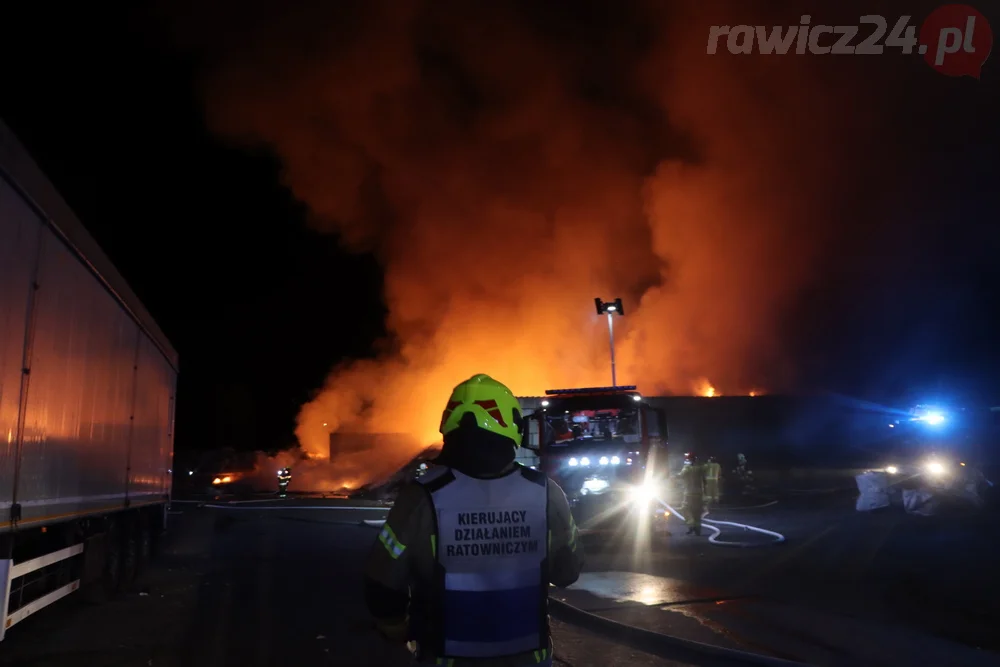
[[363, 463, 583, 666]]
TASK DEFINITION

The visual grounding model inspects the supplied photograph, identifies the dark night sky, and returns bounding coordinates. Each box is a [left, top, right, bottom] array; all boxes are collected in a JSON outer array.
[[1, 1, 998, 453], [0, 2, 386, 452]]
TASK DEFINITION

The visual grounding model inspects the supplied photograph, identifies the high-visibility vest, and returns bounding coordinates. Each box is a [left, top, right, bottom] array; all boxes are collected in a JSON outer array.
[[706, 462, 721, 480], [419, 464, 549, 659], [683, 464, 706, 496]]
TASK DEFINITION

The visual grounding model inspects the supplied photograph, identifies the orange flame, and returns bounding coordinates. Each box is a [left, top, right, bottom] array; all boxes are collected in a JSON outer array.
[[177, 2, 893, 487], [694, 378, 718, 398]]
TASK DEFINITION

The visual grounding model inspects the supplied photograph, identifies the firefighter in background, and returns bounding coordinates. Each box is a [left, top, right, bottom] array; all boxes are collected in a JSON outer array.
[[680, 452, 708, 536], [277, 467, 291, 497], [705, 456, 722, 506], [734, 453, 756, 495], [363, 373, 583, 667]]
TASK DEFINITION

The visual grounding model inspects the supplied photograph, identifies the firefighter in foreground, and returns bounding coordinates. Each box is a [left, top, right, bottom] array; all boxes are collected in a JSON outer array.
[[680, 452, 708, 535], [364, 374, 583, 666]]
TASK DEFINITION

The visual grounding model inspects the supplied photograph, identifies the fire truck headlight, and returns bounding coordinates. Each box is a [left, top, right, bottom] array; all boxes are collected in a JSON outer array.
[[580, 457, 591, 466], [610, 456, 621, 465], [599, 456, 609, 466], [568, 457, 579, 467], [628, 482, 656, 505], [924, 460, 947, 476], [582, 478, 609, 494]]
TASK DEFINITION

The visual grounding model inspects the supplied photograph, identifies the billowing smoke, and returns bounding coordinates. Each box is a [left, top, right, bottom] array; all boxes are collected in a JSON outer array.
[[169, 0, 893, 485]]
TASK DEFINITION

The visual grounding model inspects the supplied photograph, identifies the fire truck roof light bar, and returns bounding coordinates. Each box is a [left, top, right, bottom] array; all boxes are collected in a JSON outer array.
[[544, 386, 638, 395]]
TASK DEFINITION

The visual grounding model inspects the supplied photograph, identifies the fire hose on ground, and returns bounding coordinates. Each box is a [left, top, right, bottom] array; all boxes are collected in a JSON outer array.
[[659, 500, 786, 547]]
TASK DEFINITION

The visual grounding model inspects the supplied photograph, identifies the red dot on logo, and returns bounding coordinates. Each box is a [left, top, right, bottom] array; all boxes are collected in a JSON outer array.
[[919, 4, 993, 78]]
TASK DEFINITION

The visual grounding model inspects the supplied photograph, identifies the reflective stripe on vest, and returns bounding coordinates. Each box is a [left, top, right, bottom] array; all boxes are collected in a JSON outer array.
[[705, 463, 721, 481], [421, 466, 548, 659]]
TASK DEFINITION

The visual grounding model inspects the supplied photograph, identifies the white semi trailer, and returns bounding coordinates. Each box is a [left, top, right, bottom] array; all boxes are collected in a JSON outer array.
[[0, 119, 177, 639]]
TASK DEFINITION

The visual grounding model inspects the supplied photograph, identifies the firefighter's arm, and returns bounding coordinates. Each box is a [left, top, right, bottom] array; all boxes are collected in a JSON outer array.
[[363, 482, 430, 643], [546, 479, 583, 588]]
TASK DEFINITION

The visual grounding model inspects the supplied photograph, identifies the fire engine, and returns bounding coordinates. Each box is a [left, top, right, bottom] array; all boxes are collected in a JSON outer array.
[[524, 386, 671, 538]]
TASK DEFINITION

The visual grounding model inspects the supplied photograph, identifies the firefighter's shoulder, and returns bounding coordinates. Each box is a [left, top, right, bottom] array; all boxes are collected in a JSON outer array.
[[393, 478, 433, 510], [541, 473, 573, 512], [542, 470, 569, 496], [382, 481, 433, 543]]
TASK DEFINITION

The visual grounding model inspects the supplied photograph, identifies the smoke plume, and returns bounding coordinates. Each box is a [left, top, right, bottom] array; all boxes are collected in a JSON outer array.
[[170, 0, 894, 485]]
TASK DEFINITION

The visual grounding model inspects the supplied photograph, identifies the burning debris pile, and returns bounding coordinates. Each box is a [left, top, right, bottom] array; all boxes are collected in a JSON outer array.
[[349, 445, 442, 501], [245, 434, 430, 494], [248, 449, 361, 494]]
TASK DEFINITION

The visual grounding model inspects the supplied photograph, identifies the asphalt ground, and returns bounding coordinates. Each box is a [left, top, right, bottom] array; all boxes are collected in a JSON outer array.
[[579, 489, 1000, 649], [0, 499, 695, 667], [568, 489, 1000, 665], [1, 491, 998, 666]]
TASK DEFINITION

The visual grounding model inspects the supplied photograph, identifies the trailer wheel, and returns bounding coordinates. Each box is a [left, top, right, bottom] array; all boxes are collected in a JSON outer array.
[[137, 516, 152, 567], [84, 524, 122, 603], [104, 525, 123, 596], [149, 504, 167, 557], [121, 525, 139, 589]]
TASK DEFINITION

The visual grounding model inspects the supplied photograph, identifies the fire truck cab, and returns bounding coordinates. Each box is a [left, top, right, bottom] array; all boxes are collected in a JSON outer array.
[[523, 386, 671, 537]]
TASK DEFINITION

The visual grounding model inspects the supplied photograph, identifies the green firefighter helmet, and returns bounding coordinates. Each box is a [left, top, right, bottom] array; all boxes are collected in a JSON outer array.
[[439, 373, 524, 447]]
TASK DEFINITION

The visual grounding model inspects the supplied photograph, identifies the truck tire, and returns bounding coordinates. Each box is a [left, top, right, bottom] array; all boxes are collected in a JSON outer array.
[[150, 505, 167, 557], [137, 515, 152, 568], [120, 524, 139, 589], [83, 524, 122, 603]]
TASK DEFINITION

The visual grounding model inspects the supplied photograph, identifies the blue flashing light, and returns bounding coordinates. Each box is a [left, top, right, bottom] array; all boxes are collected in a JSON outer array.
[[921, 412, 945, 426], [908, 404, 949, 427]]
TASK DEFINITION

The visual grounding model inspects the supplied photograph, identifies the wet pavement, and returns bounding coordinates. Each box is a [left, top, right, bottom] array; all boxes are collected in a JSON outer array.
[[1, 493, 998, 666], [552, 572, 1000, 666], [578, 490, 1000, 654]]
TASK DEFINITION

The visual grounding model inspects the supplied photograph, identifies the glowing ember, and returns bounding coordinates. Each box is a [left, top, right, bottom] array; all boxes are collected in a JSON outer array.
[[211, 473, 241, 485]]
